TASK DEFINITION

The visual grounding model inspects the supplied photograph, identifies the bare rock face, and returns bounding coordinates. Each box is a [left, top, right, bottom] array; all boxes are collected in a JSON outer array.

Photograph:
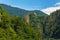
[[24, 14, 30, 24], [0, 12, 2, 22]]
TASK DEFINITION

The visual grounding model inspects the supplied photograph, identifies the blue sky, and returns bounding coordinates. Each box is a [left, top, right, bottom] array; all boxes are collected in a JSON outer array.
[[0, 0, 60, 14]]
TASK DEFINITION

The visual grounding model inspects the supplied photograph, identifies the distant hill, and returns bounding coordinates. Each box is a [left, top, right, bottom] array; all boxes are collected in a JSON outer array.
[[0, 4, 47, 18]]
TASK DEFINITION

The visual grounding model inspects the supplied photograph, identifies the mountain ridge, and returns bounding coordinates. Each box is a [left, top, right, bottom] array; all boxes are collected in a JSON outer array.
[[0, 4, 47, 18]]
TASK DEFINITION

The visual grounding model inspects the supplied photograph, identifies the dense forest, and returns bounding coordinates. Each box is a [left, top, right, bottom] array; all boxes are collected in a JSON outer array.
[[0, 4, 60, 40]]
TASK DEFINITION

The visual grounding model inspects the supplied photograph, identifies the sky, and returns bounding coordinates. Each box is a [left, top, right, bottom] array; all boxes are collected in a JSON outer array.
[[0, 0, 60, 15]]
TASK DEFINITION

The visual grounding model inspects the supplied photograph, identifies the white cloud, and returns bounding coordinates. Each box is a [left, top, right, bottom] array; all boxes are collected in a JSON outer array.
[[41, 2, 60, 15], [41, 6, 60, 15], [54, 2, 60, 6]]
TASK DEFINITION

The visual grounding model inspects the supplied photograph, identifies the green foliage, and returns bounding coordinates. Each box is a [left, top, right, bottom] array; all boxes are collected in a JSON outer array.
[[29, 9, 60, 40], [0, 6, 39, 40], [45, 10, 60, 39]]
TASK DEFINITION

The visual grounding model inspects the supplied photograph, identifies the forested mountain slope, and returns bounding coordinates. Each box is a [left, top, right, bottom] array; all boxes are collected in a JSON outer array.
[[0, 6, 39, 40], [0, 4, 60, 40]]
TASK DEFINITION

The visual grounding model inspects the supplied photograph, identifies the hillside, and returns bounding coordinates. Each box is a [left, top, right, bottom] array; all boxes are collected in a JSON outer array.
[[0, 4, 60, 40], [0, 6, 39, 40], [45, 10, 60, 38]]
